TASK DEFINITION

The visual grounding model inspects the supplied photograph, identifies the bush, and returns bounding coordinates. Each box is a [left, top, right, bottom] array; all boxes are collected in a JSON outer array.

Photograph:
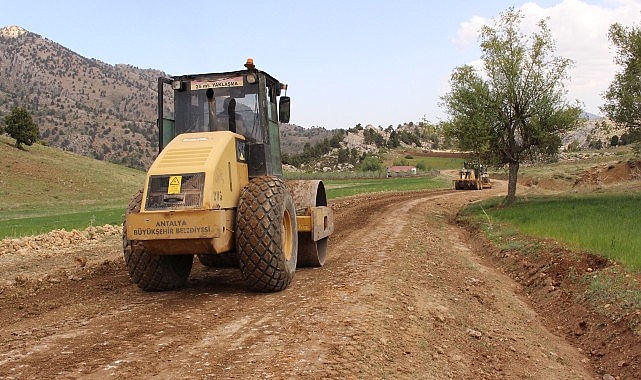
[[360, 155, 383, 172], [633, 142, 641, 158], [588, 139, 603, 150]]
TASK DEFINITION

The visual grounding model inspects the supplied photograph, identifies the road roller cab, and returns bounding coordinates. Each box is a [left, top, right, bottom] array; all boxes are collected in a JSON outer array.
[[123, 59, 334, 292]]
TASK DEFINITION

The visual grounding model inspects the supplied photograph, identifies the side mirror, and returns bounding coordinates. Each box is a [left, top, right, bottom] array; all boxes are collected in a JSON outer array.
[[279, 96, 290, 124]]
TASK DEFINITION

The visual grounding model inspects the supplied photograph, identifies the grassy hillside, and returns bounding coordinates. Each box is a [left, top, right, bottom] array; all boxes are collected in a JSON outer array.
[[0, 135, 145, 236]]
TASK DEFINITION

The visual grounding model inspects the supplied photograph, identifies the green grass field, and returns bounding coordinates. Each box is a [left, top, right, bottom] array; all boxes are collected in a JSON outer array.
[[463, 193, 641, 270], [324, 175, 451, 199], [1, 208, 126, 238], [0, 174, 452, 238], [406, 156, 464, 171]]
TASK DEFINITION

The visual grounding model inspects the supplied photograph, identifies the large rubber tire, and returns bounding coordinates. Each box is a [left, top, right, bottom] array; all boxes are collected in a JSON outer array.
[[123, 190, 193, 291], [236, 176, 298, 292], [197, 252, 239, 268]]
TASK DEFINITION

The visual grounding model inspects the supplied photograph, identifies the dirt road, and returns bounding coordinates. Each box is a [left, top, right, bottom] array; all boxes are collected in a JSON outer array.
[[0, 181, 604, 379]]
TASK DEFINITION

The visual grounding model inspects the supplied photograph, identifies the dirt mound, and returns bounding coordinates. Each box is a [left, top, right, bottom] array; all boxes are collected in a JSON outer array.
[[574, 159, 641, 187], [0, 225, 121, 256]]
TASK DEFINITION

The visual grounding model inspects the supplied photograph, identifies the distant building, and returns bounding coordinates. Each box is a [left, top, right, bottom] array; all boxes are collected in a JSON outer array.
[[386, 165, 417, 177]]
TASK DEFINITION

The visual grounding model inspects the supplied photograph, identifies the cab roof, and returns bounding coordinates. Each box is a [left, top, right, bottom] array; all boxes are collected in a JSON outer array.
[[171, 69, 280, 85]]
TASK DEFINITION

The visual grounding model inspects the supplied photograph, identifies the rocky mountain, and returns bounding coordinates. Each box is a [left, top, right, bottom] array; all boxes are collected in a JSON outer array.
[[0, 25, 165, 169], [279, 123, 337, 154], [0, 26, 339, 170]]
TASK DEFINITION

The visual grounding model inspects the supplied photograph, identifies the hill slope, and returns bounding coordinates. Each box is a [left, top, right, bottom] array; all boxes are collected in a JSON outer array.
[[0, 25, 163, 169], [0, 135, 144, 219]]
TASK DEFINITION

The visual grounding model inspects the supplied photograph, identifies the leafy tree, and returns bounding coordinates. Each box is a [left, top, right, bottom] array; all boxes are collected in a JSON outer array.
[[350, 148, 359, 163], [610, 135, 619, 146], [397, 130, 422, 147], [387, 130, 400, 148], [360, 155, 383, 172], [363, 128, 385, 147], [620, 129, 641, 145], [441, 8, 581, 204], [3, 107, 39, 149], [281, 152, 291, 165], [602, 21, 641, 130], [329, 130, 345, 148]]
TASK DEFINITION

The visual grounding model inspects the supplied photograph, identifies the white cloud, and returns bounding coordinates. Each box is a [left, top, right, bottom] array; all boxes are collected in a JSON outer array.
[[454, 0, 641, 114], [452, 15, 488, 48]]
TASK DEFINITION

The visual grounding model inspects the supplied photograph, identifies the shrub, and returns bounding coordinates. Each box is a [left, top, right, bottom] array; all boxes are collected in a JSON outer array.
[[360, 155, 383, 172]]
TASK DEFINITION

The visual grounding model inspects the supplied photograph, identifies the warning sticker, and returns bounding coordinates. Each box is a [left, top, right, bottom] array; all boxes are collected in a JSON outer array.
[[236, 139, 247, 162], [168, 176, 182, 194], [191, 76, 244, 90]]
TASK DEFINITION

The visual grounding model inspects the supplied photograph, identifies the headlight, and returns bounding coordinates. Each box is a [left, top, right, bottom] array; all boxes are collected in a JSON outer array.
[[172, 80, 185, 91]]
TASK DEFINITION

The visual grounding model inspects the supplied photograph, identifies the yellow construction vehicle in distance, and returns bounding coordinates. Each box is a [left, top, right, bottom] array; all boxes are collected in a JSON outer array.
[[454, 162, 492, 190]]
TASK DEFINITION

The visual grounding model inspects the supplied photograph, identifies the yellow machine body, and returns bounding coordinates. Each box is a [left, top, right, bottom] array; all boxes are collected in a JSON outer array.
[[125, 131, 248, 254], [125, 130, 334, 256]]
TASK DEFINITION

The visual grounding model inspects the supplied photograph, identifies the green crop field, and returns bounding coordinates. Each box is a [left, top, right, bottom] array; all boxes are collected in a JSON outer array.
[[324, 175, 451, 199], [463, 193, 641, 270], [1, 208, 127, 238]]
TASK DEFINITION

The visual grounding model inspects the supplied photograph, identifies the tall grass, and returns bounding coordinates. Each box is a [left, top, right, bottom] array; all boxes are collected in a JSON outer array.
[[478, 194, 641, 270]]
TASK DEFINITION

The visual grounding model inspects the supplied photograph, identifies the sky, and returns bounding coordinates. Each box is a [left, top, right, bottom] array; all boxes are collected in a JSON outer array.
[[1, 0, 640, 130]]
